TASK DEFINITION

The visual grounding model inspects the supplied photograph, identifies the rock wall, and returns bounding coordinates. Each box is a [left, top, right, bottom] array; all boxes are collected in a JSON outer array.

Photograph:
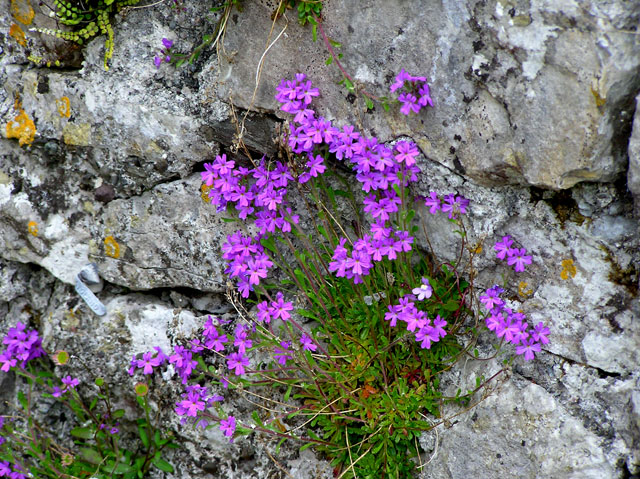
[[1, 0, 639, 478]]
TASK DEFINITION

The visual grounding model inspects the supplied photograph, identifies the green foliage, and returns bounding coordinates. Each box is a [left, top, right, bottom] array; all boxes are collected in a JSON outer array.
[[35, 0, 143, 70], [0, 358, 176, 478]]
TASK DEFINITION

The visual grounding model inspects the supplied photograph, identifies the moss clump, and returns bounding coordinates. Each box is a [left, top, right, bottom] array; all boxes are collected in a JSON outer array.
[[35, 0, 143, 70]]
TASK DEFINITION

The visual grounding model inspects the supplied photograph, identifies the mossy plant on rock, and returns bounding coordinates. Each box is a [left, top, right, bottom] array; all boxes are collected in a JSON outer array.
[[35, 0, 143, 70]]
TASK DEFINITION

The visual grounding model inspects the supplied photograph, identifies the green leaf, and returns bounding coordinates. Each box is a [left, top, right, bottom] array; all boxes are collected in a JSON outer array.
[[105, 461, 135, 474], [325, 55, 333, 66], [365, 97, 374, 110], [260, 236, 278, 254], [252, 410, 264, 427], [442, 300, 460, 312], [70, 427, 94, 439], [79, 447, 102, 464], [112, 409, 125, 419], [344, 78, 354, 91], [312, 23, 317, 42], [17, 391, 28, 411], [329, 38, 342, 48], [152, 458, 174, 473], [297, 309, 318, 320], [275, 437, 287, 455], [138, 423, 149, 449], [284, 384, 293, 402]]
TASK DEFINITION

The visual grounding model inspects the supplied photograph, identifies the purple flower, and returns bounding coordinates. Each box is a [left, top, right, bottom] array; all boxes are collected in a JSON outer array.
[[479, 286, 504, 311], [220, 416, 236, 439], [300, 334, 317, 352], [162, 38, 174, 49], [393, 141, 419, 166], [415, 323, 439, 349], [424, 192, 441, 214], [515, 338, 541, 361], [507, 248, 532, 273], [274, 341, 293, 365], [154, 56, 162, 68], [176, 391, 205, 417], [398, 93, 420, 115], [269, 292, 293, 322], [227, 352, 250, 376], [61, 375, 79, 389], [137, 351, 162, 375], [412, 278, 433, 301], [531, 322, 550, 345], [494, 236, 513, 260], [390, 69, 412, 92], [441, 194, 469, 219]]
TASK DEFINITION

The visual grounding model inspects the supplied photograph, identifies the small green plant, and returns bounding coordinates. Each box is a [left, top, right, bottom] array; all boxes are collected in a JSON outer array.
[[35, 0, 144, 70], [0, 326, 176, 478]]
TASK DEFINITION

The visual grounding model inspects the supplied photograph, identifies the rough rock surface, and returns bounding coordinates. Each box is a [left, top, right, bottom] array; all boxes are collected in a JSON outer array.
[[1, 0, 639, 478]]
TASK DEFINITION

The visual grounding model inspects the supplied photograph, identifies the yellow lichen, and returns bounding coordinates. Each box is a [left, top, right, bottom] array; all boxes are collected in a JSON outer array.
[[560, 259, 577, 280], [56, 96, 71, 118], [27, 221, 38, 236], [6, 103, 36, 147], [104, 236, 120, 258], [10, 0, 34, 25], [518, 281, 533, 297], [590, 85, 606, 108], [62, 122, 91, 146], [9, 23, 27, 46]]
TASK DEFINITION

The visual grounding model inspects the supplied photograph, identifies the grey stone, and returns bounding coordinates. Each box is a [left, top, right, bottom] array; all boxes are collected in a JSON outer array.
[[211, 0, 640, 189], [628, 93, 640, 215]]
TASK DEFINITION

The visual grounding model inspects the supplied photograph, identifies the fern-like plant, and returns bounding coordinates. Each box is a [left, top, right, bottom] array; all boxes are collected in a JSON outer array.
[[36, 0, 142, 70]]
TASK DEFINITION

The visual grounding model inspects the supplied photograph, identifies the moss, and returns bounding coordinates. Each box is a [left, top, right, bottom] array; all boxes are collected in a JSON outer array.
[[35, 0, 143, 70], [529, 187, 589, 228], [600, 245, 638, 297]]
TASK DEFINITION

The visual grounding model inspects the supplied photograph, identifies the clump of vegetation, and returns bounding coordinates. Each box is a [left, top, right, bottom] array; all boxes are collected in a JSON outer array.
[[35, 0, 143, 70]]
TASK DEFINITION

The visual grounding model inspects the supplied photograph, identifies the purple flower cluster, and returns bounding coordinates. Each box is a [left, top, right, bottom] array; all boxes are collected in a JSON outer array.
[[277, 75, 422, 195], [201, 155, 302, 297], [480, 285, 549, 360], [0, 322, 45, 372], [256, 292, 294, 324], [221, 231, 274, 298], [273, 74, 430, 287], [328, 229, 414, 284], [423, 192, 470, 219], [389, 69, 434, 115], [494, 235, 532, 272], [0, 460, 26, 479], [175, 384, 222, 422], [384, 282, 447, 350], [154, 38, 173, 68], [128, 346, 168, 376]]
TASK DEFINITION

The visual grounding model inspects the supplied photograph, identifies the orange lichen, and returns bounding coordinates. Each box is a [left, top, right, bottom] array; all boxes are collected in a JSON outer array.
[[56, 96, 71, 118], [9, 23, 27, 46], [6, 108, 36, 147], [7, 96, 36, 147], [200, 184, 213, 203], [27, 221, 38, 236], [560, 259, 577, 280], [10, 0, 34, 25], [518, 281, 533, 297], [104, 236, 120, 258]]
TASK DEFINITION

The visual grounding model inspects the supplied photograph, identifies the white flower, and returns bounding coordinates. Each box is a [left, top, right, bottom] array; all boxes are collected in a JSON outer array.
[[412, 278, 433, 301]]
